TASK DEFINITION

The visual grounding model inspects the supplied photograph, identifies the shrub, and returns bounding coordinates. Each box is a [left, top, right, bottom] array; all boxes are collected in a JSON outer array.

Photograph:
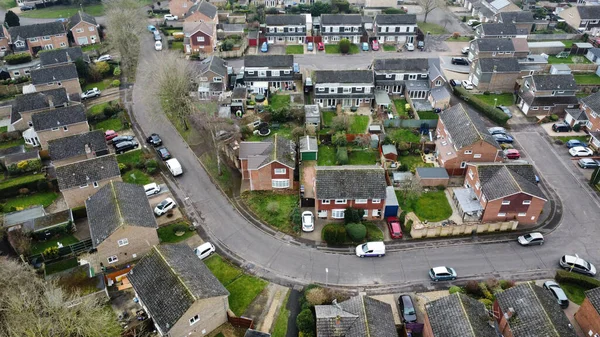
[[399, 164, 409, 172], [296, 308, 316, 336], [499, 279, 515, 290], [449, 286, 463, 294], [331, 115, 349, 131], [346, 223, 367, 242], [19, 187, 30, 195], [113, 66, 122, 76], [465, 280, 482, 297], [37, 180, 49, 192], [549, 114, 559, 121], [118, 163, 127, 172], [332, 132, 347, 146], [111, 80, 121, 87], [94, 61, 111, 76], [7, 159, 42, 175], [146, 159, 158, 174], [338, 38, 351, 54], [72, 206, 87, 220], [5, 53, 32, 65], [291, 207, 302, 226], [43, 246, 59, 259], [405, 219, 413, 233], [172, 223, 188, 234], [454, 86, 509, 125], [483, 91, 490, 95], [573, 123, 581, 132], [480, 282, 494, 300], [0, 174, 46, 198], [485, 278, 499, 291], [555, 270, 600, 289], [344, 207, 364, 224], [462, 16, 466, 22], [322, 224, 347, 245], [135, 160, 146, 170], [399, 211, 407, 224], [479, 298, 493, 310], [336, 147, 348, 165], [266, 201, 279, 215], [305, 287, 329, 306]]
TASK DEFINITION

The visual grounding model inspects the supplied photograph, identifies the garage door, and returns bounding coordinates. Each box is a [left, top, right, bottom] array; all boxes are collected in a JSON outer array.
[[77, 37, 88, 45]]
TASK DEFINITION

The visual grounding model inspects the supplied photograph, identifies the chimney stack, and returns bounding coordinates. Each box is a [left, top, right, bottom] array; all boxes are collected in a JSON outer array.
[[48, 98, 54, 108], [493, 65, 497, 72], [84, 143, 95, 159]]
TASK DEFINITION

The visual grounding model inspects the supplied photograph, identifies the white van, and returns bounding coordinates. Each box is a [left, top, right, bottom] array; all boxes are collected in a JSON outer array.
[[356, 241, 385, 257], [165, 158, 183, 176]]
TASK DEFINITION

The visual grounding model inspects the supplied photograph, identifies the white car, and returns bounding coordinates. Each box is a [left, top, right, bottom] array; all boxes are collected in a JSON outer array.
[[164, 14, 178, 21], [81, 87, 101, 100], [517, 232, 544, 246], [461, 46, 470, 55], [143, 182, 161, 196], [154, 197, 176, 216], [461, 80, 474, 89], [194, 242, 215, 260], [405, 43, 415, 51], [95, 54, 112, 62], [155, 41, 163, 51], [569, 146, 594, 157], [301, 211, 314, 232]]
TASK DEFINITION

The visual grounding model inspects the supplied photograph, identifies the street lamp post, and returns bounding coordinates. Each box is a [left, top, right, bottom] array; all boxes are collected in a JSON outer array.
[[325, 268, 329, 286]]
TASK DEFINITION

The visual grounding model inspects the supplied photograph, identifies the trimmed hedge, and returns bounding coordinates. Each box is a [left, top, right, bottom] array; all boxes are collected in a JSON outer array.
[[5, 53, 32, 65], [322, 224, 347, 245], [0, 174, 46, 198], [555, 270, 600, 289], [454, 86, 510, 126], [346, 223, 367, 242]]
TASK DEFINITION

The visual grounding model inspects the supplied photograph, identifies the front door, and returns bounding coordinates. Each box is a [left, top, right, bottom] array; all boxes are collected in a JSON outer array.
[[90, 35, 96, 44], [343, 98, 351, 107]]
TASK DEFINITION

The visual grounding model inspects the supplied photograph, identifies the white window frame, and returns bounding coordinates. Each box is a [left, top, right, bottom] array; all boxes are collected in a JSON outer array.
[[213, 77, 223, 83], [497, 212, 506, 217], [60, 42, 66, 47], [523, 200, 531, 205], [76, 28, 84, 33], [464, 150, 472, 154], [271, 70, 280, 77], [15, 41, 24, 48], [107, 255, 118, 264], [93, 181, 99, 188], [343, 87, 351, 94], [271, 179, 290, 188], [322, 199, 331, 204], [88, 26, 95, 31], [274, 168, 286, 175], [117, 238, 129, 247], [43, 36, 50, 41], [474, 154, 482, 158], [372, 199, 381, 204], [30, 37, 38, 42], [329, 87, 336, 93], [189, 314, 200, 326], [197, 36, 205, 42], [335, 199, 347, 204], [460, 161, 467, 168], [518, 212, 526, 217], [372, 209, 381, 217], [258, 70, 267, 77], [79, 183, 88, 188], [502, 200, 510, 205], [475, 182, 480, 190], [63, 126, 68, 131], [468, 169, 474, 179], [331, 209, 345, 219], [355, 199, 367, 204]]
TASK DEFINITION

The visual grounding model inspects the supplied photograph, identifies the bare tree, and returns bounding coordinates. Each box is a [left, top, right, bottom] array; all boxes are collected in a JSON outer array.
[[0, 258, 122, 337], [397, 176, 424, 202], [418, 0, 439, 24]]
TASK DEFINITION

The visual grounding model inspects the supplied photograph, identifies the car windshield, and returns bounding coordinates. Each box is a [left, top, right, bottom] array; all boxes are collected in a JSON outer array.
[[404, 307, 416, 315], [581, 260, 591, 270], [361, 244, 369, 253], [524, 234, 532, 241]]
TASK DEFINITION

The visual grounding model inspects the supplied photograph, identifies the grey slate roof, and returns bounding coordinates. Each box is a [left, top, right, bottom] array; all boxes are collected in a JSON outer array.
[[86, 181, 157, 247], [315, 70, 373, 84], [425, 293, 496, 337], [439, 104, 500, 149], [11, 88, 69, 124], [198, 56, 227, 77], [31, 63, 79, 85], [381, 144, 397, 155], [266, 14, 305, 25], [473, 163, 545, 201], [585, 287, 600, 314], [588, 48, 600, 59], [581, 91, 600, 112], [239, 135, 296, 169], [316, 166, 387, 200], [31, 104, 86, 131], [244, 330, 271, 337], [55, 155, 120, 190], [321, 14, 362, 25], [374, 14, 417, 25], [222, 23, 244, 32], [244, 55, 293, 68], [430, 86, 451, 101], [4, 150, 39, 166], [299, 136, 318, 153], [68, 10, 97, 29], [305, 104, 320, 123], [232, 87, 247, 99], [498, 11, 535, 23], [417, 167, 449, 179], [373, 58, 429, 72], [48, 130, 108, 162], [565, 108, 587, 121], [128, 243, 229, 335], [185, 0, 217, 19], [528, 95, 579, 107], [578, 5, 600, 20], [475, 38, 515, 52], [532, 74, 577, 91], [478, 58, 520, 72], [8, 22, 66, 40], [40, 47, 90, 67], [480, 23, 518, 36], [496, 283, 578, 337]]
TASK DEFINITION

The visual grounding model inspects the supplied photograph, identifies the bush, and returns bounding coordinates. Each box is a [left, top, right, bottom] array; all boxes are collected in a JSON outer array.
[[338, 38, 351, 54], [454, 86, 510, 125], [43, 246, 59, 259], [266, 201, 279, 215], [449, 286, 463, 294], [5, 53, 32, 65], [555, 270, 600, 289], [0, 174, 46, 198], [172, 223, 188, 234], [480, 282, 494, 300], [485, 278, 499, 291], [336, 147, 348, 165], [36, 180, 49, 192], [113, 66, 121, 76], [344, 207, 364, 224], [549, 114, 559, 121], [146, 159, 158, 174], [94, 61, 111, 76], [465, 280, 482, 297], [399, 163, 409, 172], [296, 308, 316, 336], [479, 298, 493, 310], [405, 219, 413, 233], [346, 223, 367, 242], [118, 163, 127, 173], [7, 159, 42, 175], [72, 206, 87, 220], [291, 207, 302, 226], [305, 287, 329, 306], [573, 123, 581, 132], [111, 79, 121, 87], [483, 91, 490, 95], [499, 279, 515, 290], [332, 132, 347, 146], [322, 224, 347, 245]]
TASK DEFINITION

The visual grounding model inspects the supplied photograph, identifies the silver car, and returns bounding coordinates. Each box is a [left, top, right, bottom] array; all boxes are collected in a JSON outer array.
[[559, 254, 597, 276], [302, 211, 314, 232], [543, 281, 569, 308]]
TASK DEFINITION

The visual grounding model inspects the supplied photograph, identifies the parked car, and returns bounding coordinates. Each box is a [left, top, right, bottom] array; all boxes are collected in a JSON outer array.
[[154, 197, 176, 216], [164, 14, 178, 20], [260, 42, 268, 53], [143, 183, 161, 196], [95, 54, 112, 62], [461, 80, 474, 89], [449, 79, 462, 87], [517, 232, 544, 246], [114, 140, 139, 154], [317, 42, 324, 51], [112, 135, 134, 145], [307, 42, 314, 51], [165, 158, 183, 176], [386, 217, 403, 239], [362, 42, 369, 51], [146, 133, 163, 146], [105, 130, 118, 142], [405, 42, 415, 51], [578, 158, 600, 169], [467, 19, 479, 26], [194, 242, 216, 260], [417, 40, 424, 49], [493, 133, 514, 144], [504, 149, 521, 159], [147, 25, 157, 32], [429, 266, 457, 281], [155, 41, 162, 51], [153, 31, 162, 41], [293, 63, 300, 73], [355, 241, 385, 257], [496, 106, 512, 118], [156, 147, 172, 160], [559, 254, 597, 276], [543, 281, 569, 308], [566, 139, 588, 148], [451, 57, 469, 66], [371, 40, 379, 51], [81, 88, 101, 100], [302, 211, 314, 232], [461, 46, 470, 55], [552, 122, 571, 132], [569, 146, 594, 157], [488, 127, 507, 135], [398, 295, 417, 323], [20, 5, 34, 10]]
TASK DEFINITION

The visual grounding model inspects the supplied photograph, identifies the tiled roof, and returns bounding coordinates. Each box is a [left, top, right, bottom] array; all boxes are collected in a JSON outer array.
[[581, 91, 600, 112], [315, 70, 373, 84], [11, 88, 69, 124], [31, 63, 79, 85], [430, 86, 451, 101], [238, 135, 296, 169], [183, 21, 213, 36], [185, 0, 217, 19], [498, 11, 535, 23], [478, 58, 520, 72], [480, 23, 518, 36], [425, 293, 497, 337], [578, 5, 600, 20], [315, 166, 387, 200], [8, 22, 65, 40], [439, 104, 500, 149], [244, 330, 271, 337], [31, 104, 86, 131], [532, 74, 577, 91], [417, 167, 449, 179], [40, 47, 90, 67], [48, 130, 108, 162], [374, 14, 417, 25], [244, 55, 293, 68], [565, 108, 587, 121], [55, 155, 120, 190], [198, 56, 227, 77], [472, 163, 545, 200], [373, 58, 429, 72], [475, 38, 515, 52], [128, 244, 229, 334], [528, 95, 579, 107], [299, 136, 318, 152], [321, 14, 362, 25], [266, 14, 305, 25], [496, 283, 578, 337], [585, 287, 600, 314], [68, 10, 97, 29]]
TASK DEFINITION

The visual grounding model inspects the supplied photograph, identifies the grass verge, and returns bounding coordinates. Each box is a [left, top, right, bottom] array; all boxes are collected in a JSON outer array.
[[271, 291, 291, 337], [325, 44, 359, 54], [31, 234, 79, 255], [21, 4, 104, 18], [473, 93, 514, 106], [2, 192, 59, 213], [417, 22, 448, 35], [396, 190, 452, 222], [365, 223, 384, 241], [200, 152, 235, 195], [157, 221, 196, 243], [554, 135, 589, 144], [383, 45, 396, 52], [286, 45, 304, 54], [241, 191, 298, 233]]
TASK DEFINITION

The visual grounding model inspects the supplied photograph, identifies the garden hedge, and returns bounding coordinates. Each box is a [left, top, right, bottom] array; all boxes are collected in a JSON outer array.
[[454, 86, 510, 126], [0, 174, 46, 198], [346, 223, 367, 242], [555, 270, 600, 289], [322, 224, 346, 245], [5, 53, 32, 65]]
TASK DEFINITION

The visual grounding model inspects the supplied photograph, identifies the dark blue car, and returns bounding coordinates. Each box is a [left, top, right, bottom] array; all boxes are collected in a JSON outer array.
[[493, 133, 514, 144], [566, 139, 588, 149]]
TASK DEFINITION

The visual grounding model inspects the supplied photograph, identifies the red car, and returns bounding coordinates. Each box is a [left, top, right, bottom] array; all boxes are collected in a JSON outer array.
[[317, 42, 324, 51], [371, 40, 379, 51], [387, 217, 403, 239], [504, 149, 520, 159], [105, 130, 118, 142]]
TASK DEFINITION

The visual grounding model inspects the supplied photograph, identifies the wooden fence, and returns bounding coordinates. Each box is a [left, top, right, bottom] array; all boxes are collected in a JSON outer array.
[[527, 33, 581, 41], [227, 313, 254, 329], [199, 39, 248, 59]]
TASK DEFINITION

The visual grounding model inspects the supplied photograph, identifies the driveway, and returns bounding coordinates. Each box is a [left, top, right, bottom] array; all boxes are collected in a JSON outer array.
[[439, 56, 470, 73]]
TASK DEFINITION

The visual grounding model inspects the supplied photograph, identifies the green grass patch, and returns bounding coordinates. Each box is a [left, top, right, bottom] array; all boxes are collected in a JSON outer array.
[[322, 111, 336, 126], [0, 138, 25, 150], [272, 291, 291, 337], [348, 115, 369, 134], [116, 149, 143, 166], [83, 79, 109, 91], [227, 274, 268, 316], [325, 44, 359, 54], [241, 191, 298, 233], [446, 36, 472, 42], [317, 145, 336, 166], [94, 118, 124, 132], [473, 93, 514, 106], [383, 45, 396, 52], [269, 94, 291, 110], [417, 22, 448, 35], [31, 234, 79, 255], [171, 41, 184, 51], [396, 190, 452, 222], [204, 255, 243, 286], [245, 124, 294, 142], [81, 44, 103, 52], [348, 149, 378, 165], [0, 126, 7, 133], [558, 282, 587, 305], [0, 173, 45, 190], [122, 169, 152, 185], [577, 92, 591, 98], [2, 192, 59, 213], [45, 257, 79, 275], [393, 99, 408, 117], [21, 4, 105, 18], [87, 100, 117, 117], [388, 128, 421, 143], [365, 223, 384, 241], [574, 73, 600, 85], [554, 135, 589, 144], [418, 111, 439, 119], [157, 221, 196, 243], [398, 155, 433, 173], [200, 152, 234, 195], [286, 45, 304, 54], [0, 0, 15, 9], [547, 55, 591, 64]]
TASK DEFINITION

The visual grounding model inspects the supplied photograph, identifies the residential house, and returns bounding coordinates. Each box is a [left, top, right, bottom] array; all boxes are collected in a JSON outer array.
[[315, 166, 387, 220], [494, 11, 536, 33], [55, 154, 121, 208], [517, 74, 579, 116], [39, 46, 90, 68], [169, 0, 194, 18], [9, 87, 70, 132], [7, 22, 68, 55], [472, 0, 521, 23], [2, 58, 40, 79], [315, 294, 397, 337], [429, 86, 451, 110], [86, 181, 159, 269], [372, 14, 417, 45], [48, 130, 109, 166], [314, 70, 374, 108], [238, 135, 296, 191], [243, 55, 294, 94], [559, 6, 600, 36], [265, 15, 306, 44], [580, 92, 600, 150], [423, 293, 497, 337], [468, 38, 529, 61], [469, 57, 521, 92], [184, 0, 218, 24], [372, 58, 445, 99], [68, 11, 99, 46], [0, 27, 9, 53], [436, 104, 502, 176], [565, 107, 589, 129], [585, 48, 600, 65], [474, 23, 528, 39], [183, 21, 217, 55], [31, 63, 82, 96], [31, 104, 88, 148], [197, 56, 228, 99], [320, 14, 363, 45], [575, 287, 600, 336], [128, 243, 229, 337], [493, 283, 578, 337]]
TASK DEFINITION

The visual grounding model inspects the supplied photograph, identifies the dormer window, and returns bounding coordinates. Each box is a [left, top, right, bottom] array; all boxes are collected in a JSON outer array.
[[15, 41, 24, 48]]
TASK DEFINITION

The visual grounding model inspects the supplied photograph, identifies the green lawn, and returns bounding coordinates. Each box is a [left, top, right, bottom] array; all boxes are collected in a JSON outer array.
[[348, 150, 378, 165], [365, 223, 384, 241], [393, 99, 409, 117], [31, 234, 79, 255], [473, 93, 514, 106], [286, 45, 304, 54], [200, 152, 235, 195], [0, 126, 7, 133], [396, 190, 452, 222], [417, 22, 448, 35], [204, 255, 243, 286], [0, 0, 14, 9], [0, 173, 45, 190], [418, 111, 439, 119], [577, 92, 591, 98], [446, 36, 473, 42], [317, 145, 336, 166], [81, 44, 103, 53], [271, 292, 291, 337], [574, 73, 600, 85], [84, 79, 109, 91], [117, 149, 143, 166], [122, 169, 152, 185], [383, 45, 396, 52], [241, 191, 298, 233], [2, 192, 59, 213], [348, 115, 369, 134], [21, 4, 105, 18], [157, 222, 196, 243], [325, 44, 359, 54], [171, 41, 184, 51], [547, 55, 591, 64], [245, 124, 293, 142], [269, 94, 291, 110], [45, 257, 79, 275], [399, 155, 433, 172], [554, 135, 589, 144], [0, 138, 25, 150], [87, 100, 118, 117], [322, 111, 336, 126], [559, 282, 587, 305], [388, 128, 421, 143], [95, 117, 124, 132]]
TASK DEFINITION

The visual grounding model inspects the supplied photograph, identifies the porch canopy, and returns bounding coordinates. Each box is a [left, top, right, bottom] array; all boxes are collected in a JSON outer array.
[[374, 90, 391, 108], [454, 188, 483, 215]]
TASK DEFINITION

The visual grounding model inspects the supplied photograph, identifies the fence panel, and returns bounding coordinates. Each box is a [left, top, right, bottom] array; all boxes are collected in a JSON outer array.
[[383, 119, 438, 128], [228, 314, 254, 329], [527, 34, 581, 41]]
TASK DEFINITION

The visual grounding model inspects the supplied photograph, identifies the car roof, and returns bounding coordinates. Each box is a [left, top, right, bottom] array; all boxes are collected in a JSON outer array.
[[195, 242, 213, 250], [544, 280, 559, 287], [527, 232, 543, 239], [506, 149, 518, 153], [432, 266, 450, 274], [144, 182, 158, 188], [571, 146, 587, 150], [400, 295, 413, 305], [366, 241, 385, 249], [563, 255, 584, 264]]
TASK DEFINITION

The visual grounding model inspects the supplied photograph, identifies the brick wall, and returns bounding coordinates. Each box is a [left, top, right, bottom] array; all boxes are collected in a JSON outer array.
[[62, 177, 122, 208], [168, 295, 229, 337], [26, 35, 69, 54], [316, 199, 385, 220], [249, 162, 294, 191], [35, 78, 82, 96], [575, 298, 600, 336], [37, 122, 89, 149], [71, 21, 100, 46], [584, 104, 600, 131], [95, 225, 158, 269], [422, 312, 434, 337]]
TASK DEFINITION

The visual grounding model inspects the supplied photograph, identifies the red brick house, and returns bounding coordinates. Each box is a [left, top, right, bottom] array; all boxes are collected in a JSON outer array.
[[423, 293, 497, 337], [238, 135, 296, 191], [169, 0, 194, 18], [183, 0, 218, 24], [315, 166, 387, 220], [575, 287, 600, 337], [7, 22, 68, 55], [183, 21, 216, 55], [463, 163, 546, 225], [435, 104, 502, 176], [68, 11, 100, 46]]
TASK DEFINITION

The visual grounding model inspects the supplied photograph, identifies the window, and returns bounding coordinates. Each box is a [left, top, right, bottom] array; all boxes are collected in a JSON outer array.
[[335, 199, 347, 204], [271, 70, 279, 77], [51, 127, 59, 131], [543, 106, 551, 111], [28, 121, 33, 127], [355, 199, 367, 204], [213, 77, 223, 83], [343, 87, 351, 94], [372, 209, 381, 217], [43, 36, 50, 40], [13, 71, 20, 76], [63, 126, 68, 131], [283, 70, 290, 74], [118, 238, 129, 247], [498, 213, 506, 217], [372, 199, 381, 203], [76, 28, 84, 33], [365, 87, 371, 93], [355, 87, 363, 91], [30, 37, 38, 42], [329, 87, 336, 93], [409, 74, 417, 80], [15, 41, 24, 48], [531, 107, 539, 111], [464, 150, 472, 154], [436, 80, 441, 86], [502, 200, 510, 205], [189, 315, 199, 326], [107, 255, 118, 264], [322, 199, 331, 204], [197, 36, 205, 42], [523, 200, 531, 205], [386, 74, 393, 79], [89, 26, 95, 31], [258, 70, 267, 77], [518, 213, 526, 217], [271, 179, 290, 188], [79, 183, 88, 188], [274, 168, 286, 175], [318, 87, 325, 92], [60, 42, 66, 47], [247, 71, 255, 75], [332, 209, 345, 219], [460, 161, 467, 168], [475, 182, 480, 190], [93, 181, 99, 188]]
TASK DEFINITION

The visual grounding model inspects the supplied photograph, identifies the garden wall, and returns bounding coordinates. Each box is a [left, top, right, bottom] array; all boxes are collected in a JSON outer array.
[[407, 212, 518, 238], [527, 34, 581, 41], [383, 119, 438, 128], [542, 63, 599, 73]]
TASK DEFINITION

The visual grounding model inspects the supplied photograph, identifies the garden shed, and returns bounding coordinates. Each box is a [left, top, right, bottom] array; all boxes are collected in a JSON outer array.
[[3, 206, 74, 238], [392, 172, 412, 185], [384, 186, 399, 218], [381, 144, 398, 161], [299, 136, 318, 161], [416, 167, 449, 187]]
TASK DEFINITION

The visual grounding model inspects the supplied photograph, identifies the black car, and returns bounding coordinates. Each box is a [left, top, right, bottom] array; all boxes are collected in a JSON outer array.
[[449, 79, 461, 87], [552, 122, 571, 132], [111, 135, 134, 145], [493, 133, 514, 144], [451, 57, 469, 66], [156, 146, 171, 160], [115, 140, 139, 154], [398, 295, 417, 323], [146, 133, 162, 146]]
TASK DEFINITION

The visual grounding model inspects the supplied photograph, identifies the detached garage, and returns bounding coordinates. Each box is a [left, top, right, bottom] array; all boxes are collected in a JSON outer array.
[[384, 186, 399, 218], [299, 136, 318, 161], [416, 167, 449, 187]]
